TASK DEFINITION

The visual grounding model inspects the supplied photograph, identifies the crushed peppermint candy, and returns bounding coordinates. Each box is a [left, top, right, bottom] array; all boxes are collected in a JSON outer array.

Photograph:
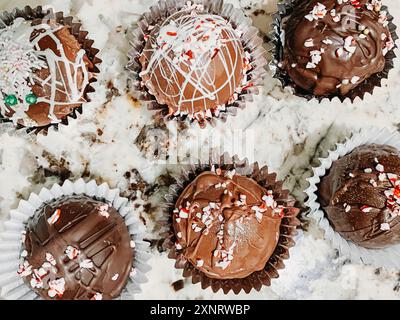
[[360, 205, 373, 213], [351, 76, 360, 84], [48, 278, 66, 298], [111, 274, 119, 281], [46, 253, 56, 266], [65, 245, 80, 260], [305, 3, 328, 21], [47, 209, 61, 225], [98, 204, 110, 218], [304, 39, 314, 47], [380, 222, 390, 231], [91, 292, 103, 300]]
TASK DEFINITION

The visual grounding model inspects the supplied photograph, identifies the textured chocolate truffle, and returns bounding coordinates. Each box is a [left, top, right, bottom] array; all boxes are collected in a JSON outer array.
[[173, 169, 285, 280], [139, 8, 250, 120], [319, 144, 400, 249], [281, 0, 395, 97], [0, 17, 95, 128], [18, 195, 134, 300]]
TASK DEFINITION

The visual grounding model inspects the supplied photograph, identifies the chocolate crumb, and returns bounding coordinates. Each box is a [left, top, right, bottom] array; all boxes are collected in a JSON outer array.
[[172, 280, 185, 292]]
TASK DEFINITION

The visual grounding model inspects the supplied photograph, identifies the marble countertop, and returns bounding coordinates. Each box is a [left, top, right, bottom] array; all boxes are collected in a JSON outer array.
[[0, 0, 400, 300]]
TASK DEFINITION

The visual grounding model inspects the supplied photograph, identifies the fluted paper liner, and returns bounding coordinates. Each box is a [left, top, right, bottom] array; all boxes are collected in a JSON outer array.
[[0, 6, 102, 135], [0, 178, 151, 300], [269, 0, 398, 102], [161, 154, 300, 294], [126, 0, 267, 128], [305, 127, 400, 268]]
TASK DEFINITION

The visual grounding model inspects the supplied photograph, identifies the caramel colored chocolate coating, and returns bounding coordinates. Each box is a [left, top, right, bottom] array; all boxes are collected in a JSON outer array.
[[21, 195, 133, 300], [282, 0, 394, 96], [139, 10, 245, 116], [173, 170, 283, 280], [319, 144, 400, 249]]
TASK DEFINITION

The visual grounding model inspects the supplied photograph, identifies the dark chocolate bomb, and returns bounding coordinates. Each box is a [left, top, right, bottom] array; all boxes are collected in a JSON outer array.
[[319, 144, 400, 249], [17, 195, 134, 300], [281, 0, 395, 97]]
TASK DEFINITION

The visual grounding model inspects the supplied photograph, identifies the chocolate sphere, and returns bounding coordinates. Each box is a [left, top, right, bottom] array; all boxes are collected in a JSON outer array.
[[0, 18, 94, 128], [173, 170, 285, 280], [18, 195, 134, 300], [281, 0, 395, 97], [139, 9, 247, 119], [319, 144, 400, 249]]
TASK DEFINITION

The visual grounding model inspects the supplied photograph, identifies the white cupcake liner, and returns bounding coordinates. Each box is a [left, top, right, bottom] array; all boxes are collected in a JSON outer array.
[[305, 127, 400, 269], [0, 178, 151, 300], [126, 0, 267, 128]]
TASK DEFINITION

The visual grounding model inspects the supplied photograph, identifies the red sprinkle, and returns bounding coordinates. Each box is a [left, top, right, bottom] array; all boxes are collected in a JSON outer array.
[[167, 31, 177, 36]]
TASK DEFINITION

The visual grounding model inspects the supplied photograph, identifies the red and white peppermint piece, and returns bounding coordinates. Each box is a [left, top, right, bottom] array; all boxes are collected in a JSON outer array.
[[360, 205, 373, 213], [65, 245, 80, 260], [46, 253, 56, 266], [48, 278, 66, 298], [47, 209, 61, 225], [91, 292, 103, 300], [179, 208, 189, 219]]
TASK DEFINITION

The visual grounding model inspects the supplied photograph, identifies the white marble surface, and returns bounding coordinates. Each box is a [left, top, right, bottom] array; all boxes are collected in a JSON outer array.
[[0, 0, 400, 300]]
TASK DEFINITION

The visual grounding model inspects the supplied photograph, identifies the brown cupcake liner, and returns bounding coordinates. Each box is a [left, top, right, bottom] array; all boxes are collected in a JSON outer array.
[[126, 0, 267, 128], [160, 154, 300, 294], [0, 6, 102, 135], [269, 0, 398, 103]]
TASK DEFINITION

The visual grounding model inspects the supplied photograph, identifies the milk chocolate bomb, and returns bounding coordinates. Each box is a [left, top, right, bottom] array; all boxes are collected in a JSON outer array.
[[139, 8, 250, 119], [173, 169, 286, 280], [281, 0, 395, 97], [319, 144, 400, 249], [0, 17, 95, 128], [17, 195, 134, 300]]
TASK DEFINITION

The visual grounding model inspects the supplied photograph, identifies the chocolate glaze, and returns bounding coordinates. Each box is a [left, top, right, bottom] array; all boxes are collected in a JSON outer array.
[[173, 170, 284, 280], [319, 144, 400, 249], [139, 10, 245, 117], [20, 195, 133, 300], [282, 0, 394, 96]]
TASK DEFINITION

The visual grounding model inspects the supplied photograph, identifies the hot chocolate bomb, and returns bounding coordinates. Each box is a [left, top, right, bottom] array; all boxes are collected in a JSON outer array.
[[173, 170, 285, 280], [139, 9, 251, 120], [319, 144, 400, 249], [282, 0, 395, 97], [18, 196, 134, 300], [0, 17, 94, 128]]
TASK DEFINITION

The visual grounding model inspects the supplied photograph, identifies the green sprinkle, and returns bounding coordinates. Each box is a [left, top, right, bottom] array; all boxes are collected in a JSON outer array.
[[25, 93, 38, 105], [5, 94, 18, 106]]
